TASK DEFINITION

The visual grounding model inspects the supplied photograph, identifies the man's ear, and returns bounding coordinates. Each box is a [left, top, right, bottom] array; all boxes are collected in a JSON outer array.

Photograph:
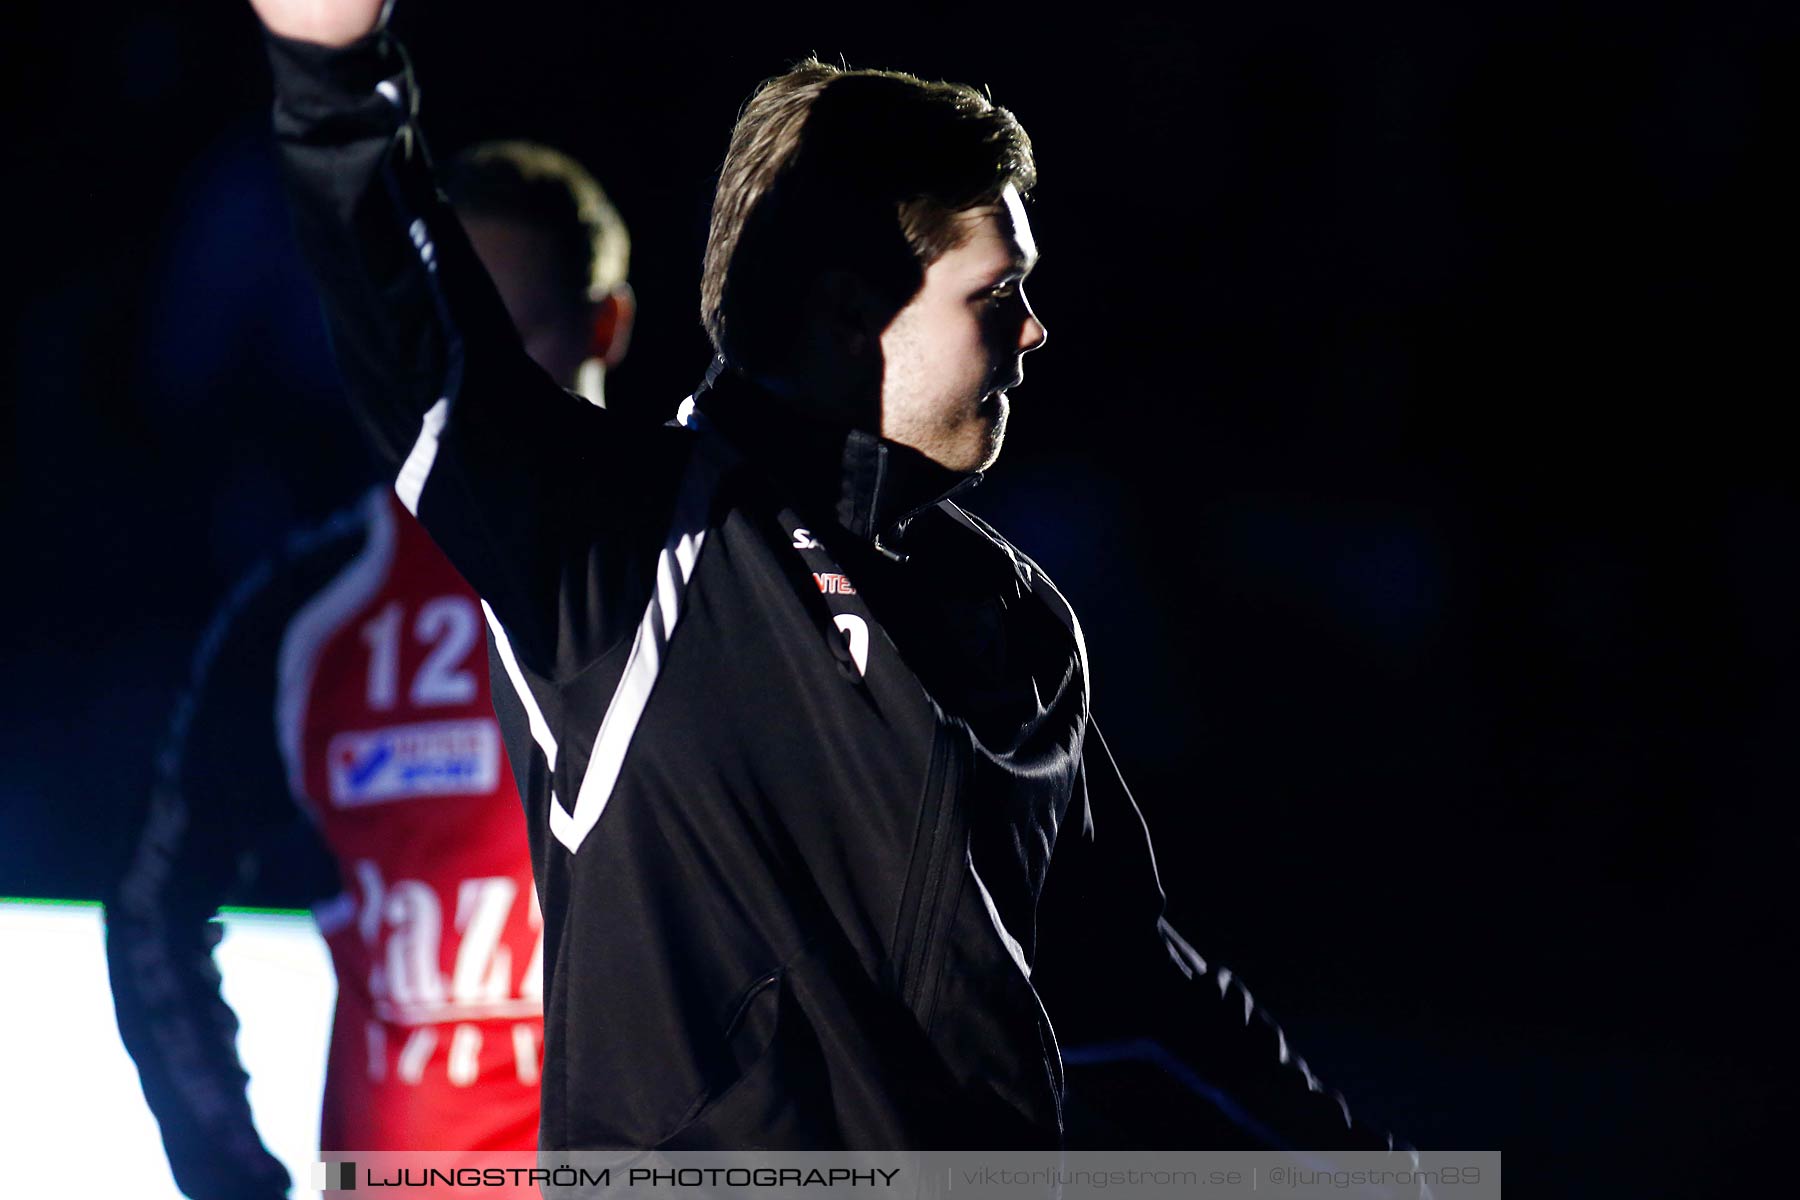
[[590, 284, 636, 368], [811, 269, 889, 359]]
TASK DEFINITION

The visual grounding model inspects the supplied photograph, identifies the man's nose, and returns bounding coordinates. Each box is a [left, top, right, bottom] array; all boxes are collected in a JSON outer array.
[[1019, 307, 1047, 354]]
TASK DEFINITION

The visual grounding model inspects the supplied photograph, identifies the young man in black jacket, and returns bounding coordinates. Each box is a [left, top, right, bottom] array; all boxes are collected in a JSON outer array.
[[247, 0, 1415, 1155]]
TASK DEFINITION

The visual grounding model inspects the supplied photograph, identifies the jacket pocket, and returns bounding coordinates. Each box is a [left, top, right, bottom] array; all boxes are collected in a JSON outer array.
[[656, 967, 838, 1150], [719, 968, 783, 1087]]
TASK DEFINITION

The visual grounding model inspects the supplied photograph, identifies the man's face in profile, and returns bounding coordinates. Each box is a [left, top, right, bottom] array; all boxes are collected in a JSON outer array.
[[878, 184, 1047, 473]]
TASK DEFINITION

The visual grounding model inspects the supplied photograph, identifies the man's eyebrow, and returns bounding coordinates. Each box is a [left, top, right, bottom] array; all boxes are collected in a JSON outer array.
[[974, 264, 1029, 291], [1002, 253, 1038, 277]]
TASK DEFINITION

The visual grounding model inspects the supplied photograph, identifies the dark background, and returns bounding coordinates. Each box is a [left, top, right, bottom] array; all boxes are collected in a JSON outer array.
[[5, 0, 1794, 1193]]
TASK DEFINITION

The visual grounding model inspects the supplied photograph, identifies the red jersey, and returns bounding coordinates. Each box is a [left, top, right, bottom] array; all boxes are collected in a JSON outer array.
[[276, 488, 542, 1152]]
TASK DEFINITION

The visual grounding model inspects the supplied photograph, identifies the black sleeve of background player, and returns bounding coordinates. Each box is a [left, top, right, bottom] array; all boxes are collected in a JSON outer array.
[[264, 26, 685, 677], [1035, 722, 1422, 1163], [105, 547, 338, 1200]]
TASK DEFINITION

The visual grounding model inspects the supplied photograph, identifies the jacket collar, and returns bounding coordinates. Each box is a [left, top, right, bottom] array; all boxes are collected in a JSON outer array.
[[694, 363, 980, 554]]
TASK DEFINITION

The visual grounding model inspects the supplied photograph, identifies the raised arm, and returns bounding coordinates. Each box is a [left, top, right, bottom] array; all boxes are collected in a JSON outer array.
[[106, 551, 337, 1200], [248, 0, 683, 674]]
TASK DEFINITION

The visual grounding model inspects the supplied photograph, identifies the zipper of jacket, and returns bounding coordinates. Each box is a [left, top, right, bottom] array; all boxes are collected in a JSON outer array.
[[899, 729, 963, 1016]]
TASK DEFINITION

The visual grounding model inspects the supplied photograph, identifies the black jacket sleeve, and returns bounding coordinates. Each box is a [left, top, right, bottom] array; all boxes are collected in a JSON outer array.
[[1036, 722, 1417, 1156], [265, 27, 684, 677], [105, 545, 339, 1200]]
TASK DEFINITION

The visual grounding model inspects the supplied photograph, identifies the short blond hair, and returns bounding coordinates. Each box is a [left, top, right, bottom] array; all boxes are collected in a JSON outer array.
[[445, 140, 630, 302]]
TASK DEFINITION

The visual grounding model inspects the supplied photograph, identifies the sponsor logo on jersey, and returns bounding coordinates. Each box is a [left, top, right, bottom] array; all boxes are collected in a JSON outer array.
[[813, 572, 857, 595], [327, 718, 501, 806]]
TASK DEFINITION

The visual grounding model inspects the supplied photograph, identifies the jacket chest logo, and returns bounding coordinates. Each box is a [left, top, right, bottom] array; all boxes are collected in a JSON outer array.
[[789, 528, 869, 677]]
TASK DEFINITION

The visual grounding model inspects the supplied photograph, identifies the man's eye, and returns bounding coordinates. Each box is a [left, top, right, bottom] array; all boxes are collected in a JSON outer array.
[[986, 283, 1018, 302]]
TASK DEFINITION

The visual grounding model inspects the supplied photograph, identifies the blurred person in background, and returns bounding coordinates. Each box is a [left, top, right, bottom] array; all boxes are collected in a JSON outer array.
[[105, 141, 633, 1199]]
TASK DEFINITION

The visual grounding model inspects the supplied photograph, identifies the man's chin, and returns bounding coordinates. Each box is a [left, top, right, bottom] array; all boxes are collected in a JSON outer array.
[[976, 392, 1009, 471]]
